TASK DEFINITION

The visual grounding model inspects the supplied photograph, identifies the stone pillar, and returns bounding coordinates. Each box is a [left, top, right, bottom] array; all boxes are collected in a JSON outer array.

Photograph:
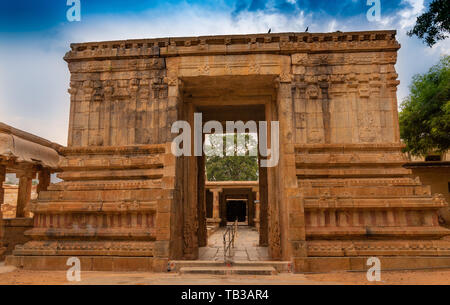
[[253, 189, 260, 230], [248, 191, 255, 227], [219, 192, 227, 227], [276, 77, 305, 262], [16, 170, 34, 218], [0, 165, 5, 210], [197, 155, 207, 247], [259, 163, 269, 246], [37, 169, 51, 193], [0, 165, 5, 248], [181, 101, 199, 259], [255, 190, 260, 219], [211, 188, 221, 220]]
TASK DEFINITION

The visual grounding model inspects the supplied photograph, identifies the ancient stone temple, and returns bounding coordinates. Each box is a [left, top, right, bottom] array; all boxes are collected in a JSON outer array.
[[7, 30, 450, 272]]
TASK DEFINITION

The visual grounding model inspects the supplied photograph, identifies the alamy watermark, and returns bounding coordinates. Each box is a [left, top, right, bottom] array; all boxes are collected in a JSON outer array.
[[66, 0, 81, 22], [366, 0, 381, 22], [366, 257, 381, 282], [171, 113, 280, 168], [66, 257, 81, 282]]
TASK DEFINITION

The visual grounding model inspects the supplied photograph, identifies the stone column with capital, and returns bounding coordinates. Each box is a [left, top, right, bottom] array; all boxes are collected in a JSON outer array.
[[16, 170, 35, 218]]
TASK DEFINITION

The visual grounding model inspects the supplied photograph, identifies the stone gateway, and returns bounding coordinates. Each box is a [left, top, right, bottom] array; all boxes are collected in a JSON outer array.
[[6, 30, 450, 272]]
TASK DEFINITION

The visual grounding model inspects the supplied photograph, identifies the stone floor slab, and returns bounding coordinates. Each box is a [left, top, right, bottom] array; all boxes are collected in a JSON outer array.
[[199, 226, 268, 262]]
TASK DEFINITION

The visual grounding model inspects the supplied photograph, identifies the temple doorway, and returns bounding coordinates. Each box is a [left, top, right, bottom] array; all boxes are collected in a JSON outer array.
[[177, 75, 282, 261], [226, 200, 246, 223], [198, 130, 268, 261]]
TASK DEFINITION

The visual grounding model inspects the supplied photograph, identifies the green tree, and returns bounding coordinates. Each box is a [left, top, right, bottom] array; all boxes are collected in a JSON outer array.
[[205, 134, 258, 181], [407, 0, 450, 47], [399, 55, 450, 156]]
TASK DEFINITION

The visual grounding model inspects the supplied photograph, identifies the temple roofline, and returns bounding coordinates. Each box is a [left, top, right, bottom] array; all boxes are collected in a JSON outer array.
[[65, 30, 400, 62], [0, 122, 62, 169], [0, 122, 62, 151]]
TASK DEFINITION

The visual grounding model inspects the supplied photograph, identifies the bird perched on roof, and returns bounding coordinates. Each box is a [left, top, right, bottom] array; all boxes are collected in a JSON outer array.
[[305, 26, 309, 32], [268, 28, 271, 33]]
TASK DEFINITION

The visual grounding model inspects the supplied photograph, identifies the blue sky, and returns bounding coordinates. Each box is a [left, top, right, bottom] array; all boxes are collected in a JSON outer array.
[[0, 0, 448, 145]]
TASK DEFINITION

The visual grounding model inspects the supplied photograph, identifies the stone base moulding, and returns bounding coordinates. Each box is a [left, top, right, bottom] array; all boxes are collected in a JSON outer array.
[[1, 218, 33, 259], [294, 256, 450, 273], [5, 255, 168, 272], [7, 255, 450, 274]]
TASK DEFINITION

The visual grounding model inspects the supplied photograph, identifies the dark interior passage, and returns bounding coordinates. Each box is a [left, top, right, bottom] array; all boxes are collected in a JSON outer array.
[[226, 200, 247, 222]]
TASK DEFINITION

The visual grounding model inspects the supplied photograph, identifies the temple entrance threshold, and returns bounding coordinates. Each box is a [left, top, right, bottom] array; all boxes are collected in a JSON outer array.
[[169, 224, 291, 274]]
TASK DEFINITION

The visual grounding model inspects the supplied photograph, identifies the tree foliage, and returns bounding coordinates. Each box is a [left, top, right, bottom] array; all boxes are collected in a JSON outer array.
[[399, 55, 450, 156], [205, 134, 259, 181], [407, 0, 450, 47]]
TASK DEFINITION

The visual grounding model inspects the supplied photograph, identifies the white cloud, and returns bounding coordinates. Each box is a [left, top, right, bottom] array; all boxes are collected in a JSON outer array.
[[65, 7, 309, 41], [397, 0, 425, 29]]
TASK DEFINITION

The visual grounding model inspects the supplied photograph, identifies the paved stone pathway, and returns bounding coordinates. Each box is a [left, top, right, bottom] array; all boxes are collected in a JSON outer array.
[[199, 226, 269, 261]]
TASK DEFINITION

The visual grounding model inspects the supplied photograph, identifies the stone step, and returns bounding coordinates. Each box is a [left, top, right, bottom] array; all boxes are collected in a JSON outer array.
[[179, 266, 277, 276], [169, 260, 292, 273]]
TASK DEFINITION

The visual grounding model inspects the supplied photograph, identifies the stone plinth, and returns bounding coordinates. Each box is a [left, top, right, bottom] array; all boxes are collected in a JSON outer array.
[[1, 218, 33, 259], [10, 144, 177, 271]]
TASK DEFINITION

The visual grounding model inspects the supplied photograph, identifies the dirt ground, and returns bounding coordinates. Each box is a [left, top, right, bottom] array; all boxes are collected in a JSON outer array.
[[0, 263, 449, 285]]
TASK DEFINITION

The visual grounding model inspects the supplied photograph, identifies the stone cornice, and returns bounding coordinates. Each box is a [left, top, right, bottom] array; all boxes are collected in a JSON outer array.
[[294, 143, 406, 152], [64, 30, 400, 62], [60, 144, 166, 156]]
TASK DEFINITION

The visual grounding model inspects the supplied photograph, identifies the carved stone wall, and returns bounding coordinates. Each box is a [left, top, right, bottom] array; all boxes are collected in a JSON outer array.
[[291, 51, 399, 145], [67, 57, 171, 147]]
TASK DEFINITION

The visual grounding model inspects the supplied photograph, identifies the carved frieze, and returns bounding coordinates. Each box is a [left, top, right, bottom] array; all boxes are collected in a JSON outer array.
[[248, 63, 261, 74], [291, 53, 308, 65], [197, 64, 210, 75], [112, 80, 130, 100], [103, 81, 114, 98], [306, 85, 319, 99]]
